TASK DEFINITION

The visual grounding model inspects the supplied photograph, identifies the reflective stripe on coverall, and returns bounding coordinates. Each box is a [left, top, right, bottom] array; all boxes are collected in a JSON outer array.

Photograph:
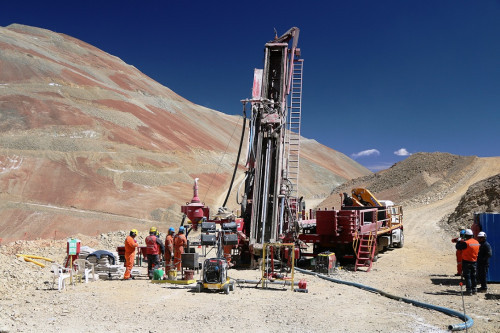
[[174, 234, 187, 271], [462, 238, 480, 262], [164, 234, 174, 271]]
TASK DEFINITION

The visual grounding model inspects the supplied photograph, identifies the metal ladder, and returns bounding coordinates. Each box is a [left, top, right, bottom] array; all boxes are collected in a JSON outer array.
[[354, 231, 376, 272], [285, 59, 303, 199]]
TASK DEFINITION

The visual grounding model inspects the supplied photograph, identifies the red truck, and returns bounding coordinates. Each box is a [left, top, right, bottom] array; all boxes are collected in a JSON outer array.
[[299, 197, 403, 271]]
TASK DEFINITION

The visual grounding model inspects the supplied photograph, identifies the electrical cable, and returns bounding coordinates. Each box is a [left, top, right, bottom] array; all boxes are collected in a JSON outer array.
[[222, 107, 247, 207]]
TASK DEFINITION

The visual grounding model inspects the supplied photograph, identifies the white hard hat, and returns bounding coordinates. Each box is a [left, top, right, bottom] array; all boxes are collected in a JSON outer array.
[[477, 231, 486, 238], [465, 229, 473, 236]]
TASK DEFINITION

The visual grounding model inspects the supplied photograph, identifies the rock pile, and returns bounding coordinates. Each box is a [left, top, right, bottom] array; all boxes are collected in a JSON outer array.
[[0, 231, 149, 296], [443, 173, 500, 231], [319, 152, 480, 209]]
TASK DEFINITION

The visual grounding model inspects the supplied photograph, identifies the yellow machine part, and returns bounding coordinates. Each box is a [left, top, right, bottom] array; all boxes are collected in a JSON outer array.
[[351, 188, 382, 207], [151, 279, 196, 285], [204, 279, 230, 290]]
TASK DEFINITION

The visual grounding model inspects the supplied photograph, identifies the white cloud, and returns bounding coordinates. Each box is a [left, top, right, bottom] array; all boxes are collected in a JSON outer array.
[[394, 148, 411, 156], [351, 149, 380, 159]]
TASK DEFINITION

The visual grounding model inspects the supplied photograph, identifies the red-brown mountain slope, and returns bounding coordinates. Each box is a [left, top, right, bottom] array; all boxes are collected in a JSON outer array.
[[0, 24, 370, 242]]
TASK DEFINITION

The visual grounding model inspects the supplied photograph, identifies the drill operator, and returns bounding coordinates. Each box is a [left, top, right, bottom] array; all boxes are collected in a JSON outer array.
[[174, 226, 188, 271], [123, 229, 139, 280], [145, 227, 165, 279], [164, 227, 175, 273], [455, 229, 480, 295]]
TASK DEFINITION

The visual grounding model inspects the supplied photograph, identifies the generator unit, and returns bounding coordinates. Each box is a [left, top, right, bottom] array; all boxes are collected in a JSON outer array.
[[315, 251, 336, 275], [195, 258, 235, 294]]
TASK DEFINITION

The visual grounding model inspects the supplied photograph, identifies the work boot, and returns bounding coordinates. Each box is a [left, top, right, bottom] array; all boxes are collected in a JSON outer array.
[[465, 290, 472, 296], [472, 289, 477, 295], [477, 287, 487, 293]]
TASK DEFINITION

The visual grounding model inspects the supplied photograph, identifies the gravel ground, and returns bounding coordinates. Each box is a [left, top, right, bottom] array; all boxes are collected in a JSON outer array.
[[1, 196, 500, 333]]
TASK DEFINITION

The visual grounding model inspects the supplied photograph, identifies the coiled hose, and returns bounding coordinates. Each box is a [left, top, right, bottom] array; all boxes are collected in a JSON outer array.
[[295, 267, 473, 331]]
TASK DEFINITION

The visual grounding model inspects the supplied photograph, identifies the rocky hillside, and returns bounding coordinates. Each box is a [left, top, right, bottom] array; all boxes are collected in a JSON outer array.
[[443, 173, 500, 231], [318, 152, 482, 209], [0, 24, 370, 242]]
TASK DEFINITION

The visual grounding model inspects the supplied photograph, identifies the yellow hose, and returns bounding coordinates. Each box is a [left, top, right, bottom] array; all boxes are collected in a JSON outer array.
[[16, 254, 55, 268], [21, 256, 46, 267], [16, 254, 54, 262]]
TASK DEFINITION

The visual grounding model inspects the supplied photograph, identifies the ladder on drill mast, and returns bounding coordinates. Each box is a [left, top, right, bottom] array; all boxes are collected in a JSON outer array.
[[285, 59, 304, 199]]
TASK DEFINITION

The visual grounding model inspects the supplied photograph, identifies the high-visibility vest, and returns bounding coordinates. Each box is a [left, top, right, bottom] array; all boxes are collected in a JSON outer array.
[[145, 235, 159, 255], [462, 238, 480, 262]]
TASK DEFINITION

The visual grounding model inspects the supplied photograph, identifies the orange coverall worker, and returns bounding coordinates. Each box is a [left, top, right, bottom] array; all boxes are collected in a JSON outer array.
[[451, 236, 463, 275], [173, 234, 187, 271], [223, 244, 233, 267], [165, 233, 174, 271], [124, 235, 138, 280]]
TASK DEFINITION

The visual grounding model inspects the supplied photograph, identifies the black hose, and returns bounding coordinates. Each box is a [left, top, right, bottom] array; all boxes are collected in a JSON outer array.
[[295, 268, 473, 331], [222, 109, 247, 208]]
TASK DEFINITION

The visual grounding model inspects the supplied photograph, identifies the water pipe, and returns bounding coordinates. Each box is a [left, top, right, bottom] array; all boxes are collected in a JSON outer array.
[[295, 267, 473, 331]]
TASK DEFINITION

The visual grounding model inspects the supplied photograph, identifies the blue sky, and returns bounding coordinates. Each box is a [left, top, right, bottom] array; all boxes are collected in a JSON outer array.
[[2, 1, 499, 171]]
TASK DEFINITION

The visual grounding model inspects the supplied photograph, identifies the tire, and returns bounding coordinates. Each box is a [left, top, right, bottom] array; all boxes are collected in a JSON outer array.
[[396, 231, 404, 248], [195, 283, 202, 293], [223, 283, 230, 295], [229, 281, 235, 291]]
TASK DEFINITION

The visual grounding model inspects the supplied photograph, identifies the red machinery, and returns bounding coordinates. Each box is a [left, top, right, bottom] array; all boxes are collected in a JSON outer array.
[[177, 29, 403, 274], [299, 203, 404, 271], [181, 178, 209, 231], [179, 28, 304, 267], [239, 27, 303, 253]]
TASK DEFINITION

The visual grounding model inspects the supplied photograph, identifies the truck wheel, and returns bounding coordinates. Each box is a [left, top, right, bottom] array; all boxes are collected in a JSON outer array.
[[229, 281, 235, 291], [195, 283, 202, 293], [396, 231, 404, 248], [223, 283, 230, 295]]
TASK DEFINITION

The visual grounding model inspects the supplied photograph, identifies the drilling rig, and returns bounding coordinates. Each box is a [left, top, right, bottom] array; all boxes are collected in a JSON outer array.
[[240, 27, 304, 254], [180, 27, 304, 265]]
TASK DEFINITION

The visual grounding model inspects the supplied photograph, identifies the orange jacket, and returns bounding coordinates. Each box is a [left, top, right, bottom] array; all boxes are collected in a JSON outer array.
[[174, 234, 187, 253], [125, 236, 138, 256], [165, 234, 174, 254], [461, 238, 480, 262]]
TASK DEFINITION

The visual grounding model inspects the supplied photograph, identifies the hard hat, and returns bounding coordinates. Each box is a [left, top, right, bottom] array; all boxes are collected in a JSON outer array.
[[477, 231, 486, 238], [465, 229, 473, 236], [179, 226, 185, 233], [150, 226, 157, 233], [168, 227, 175, 233], [130, 229, 138, 236], [459, 230, 466, 236]]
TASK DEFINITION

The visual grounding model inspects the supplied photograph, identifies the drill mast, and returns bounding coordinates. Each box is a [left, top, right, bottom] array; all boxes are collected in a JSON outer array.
[[242, 27, 303, 250]]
